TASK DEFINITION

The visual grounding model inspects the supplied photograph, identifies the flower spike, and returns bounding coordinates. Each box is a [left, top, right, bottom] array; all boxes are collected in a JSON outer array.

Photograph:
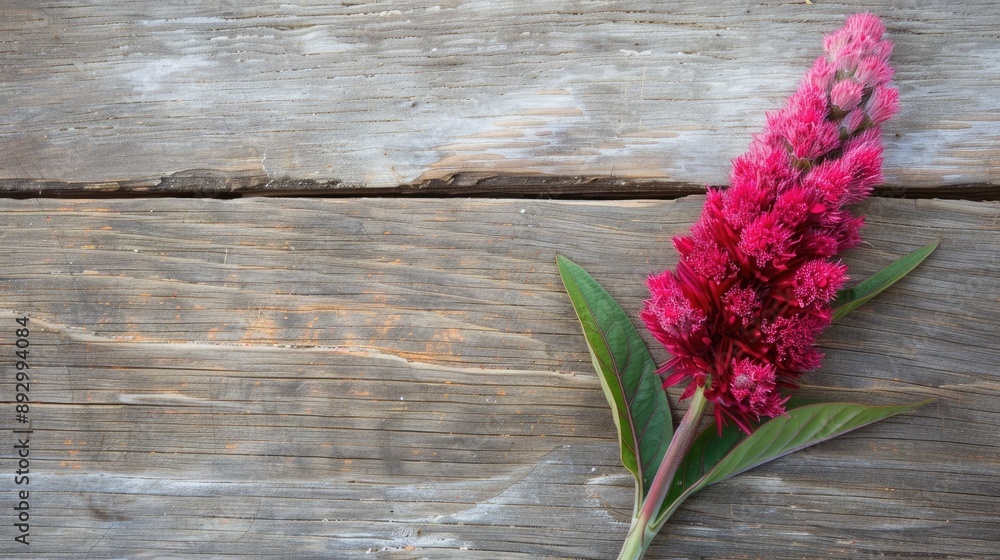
[[641, 13, 899, 432]]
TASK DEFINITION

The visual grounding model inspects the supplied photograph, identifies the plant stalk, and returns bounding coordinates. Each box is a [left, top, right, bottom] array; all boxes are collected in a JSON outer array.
[[616, 385, 709, 560]]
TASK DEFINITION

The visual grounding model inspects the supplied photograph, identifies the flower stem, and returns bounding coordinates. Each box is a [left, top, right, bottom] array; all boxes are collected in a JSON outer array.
[[616, 385, 709, 560]]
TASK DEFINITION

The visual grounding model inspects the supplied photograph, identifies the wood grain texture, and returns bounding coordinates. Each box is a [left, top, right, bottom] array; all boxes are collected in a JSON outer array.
[[0, 197, 997, 558], [2, 1, 1000, 194]]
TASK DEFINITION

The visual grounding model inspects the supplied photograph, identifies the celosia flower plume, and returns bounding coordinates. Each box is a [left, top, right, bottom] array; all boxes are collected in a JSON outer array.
[[641, 14, 899, 433]]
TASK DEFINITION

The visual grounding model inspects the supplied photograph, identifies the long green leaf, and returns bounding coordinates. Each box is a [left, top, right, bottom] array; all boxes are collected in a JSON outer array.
[[557, 255, 672, 515], [661, 398, 819, 513], [701, 401, 929, 486], [653, 400, 928, 528], [664, 421, 744, 508], [833, 240, 939, 320]]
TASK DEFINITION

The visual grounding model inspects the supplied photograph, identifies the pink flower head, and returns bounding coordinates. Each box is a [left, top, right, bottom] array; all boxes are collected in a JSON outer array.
[[641, 14, 898, 433]]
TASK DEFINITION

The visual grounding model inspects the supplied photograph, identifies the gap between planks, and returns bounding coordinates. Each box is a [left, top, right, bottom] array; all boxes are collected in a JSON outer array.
[[0, 171, 997, 201]]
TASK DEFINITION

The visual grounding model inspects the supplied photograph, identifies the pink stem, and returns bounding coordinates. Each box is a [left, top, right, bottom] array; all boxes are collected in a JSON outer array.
[[618, 386, 708, 559]]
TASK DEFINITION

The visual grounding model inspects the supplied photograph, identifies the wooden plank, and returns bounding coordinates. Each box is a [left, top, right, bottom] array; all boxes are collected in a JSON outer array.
[[0, 197, 997, 558], [2, 1, 999, 195]]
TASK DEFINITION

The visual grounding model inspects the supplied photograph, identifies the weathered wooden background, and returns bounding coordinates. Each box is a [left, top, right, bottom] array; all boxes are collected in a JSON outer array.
[[1, 1, 997, 559], [2, 0, 999, 196]]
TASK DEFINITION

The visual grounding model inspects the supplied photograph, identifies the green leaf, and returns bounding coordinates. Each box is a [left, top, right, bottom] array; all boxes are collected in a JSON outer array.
[[661, 398, 817, 516], [700, 400, 930, 486], [833, 239, 939, 321], [652, 400, 929, 528], [556, 255, 672, 515], [664, 421, 744, 508]]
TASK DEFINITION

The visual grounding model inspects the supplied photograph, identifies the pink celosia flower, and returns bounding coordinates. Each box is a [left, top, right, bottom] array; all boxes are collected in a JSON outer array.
[[641, 14, 898, 433]]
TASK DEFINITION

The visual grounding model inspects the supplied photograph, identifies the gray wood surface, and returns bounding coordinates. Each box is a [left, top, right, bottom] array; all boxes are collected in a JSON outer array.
[[2, 1, 1000, 195], [1, 197, 996, 558], [2, 1, 997, 558]]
